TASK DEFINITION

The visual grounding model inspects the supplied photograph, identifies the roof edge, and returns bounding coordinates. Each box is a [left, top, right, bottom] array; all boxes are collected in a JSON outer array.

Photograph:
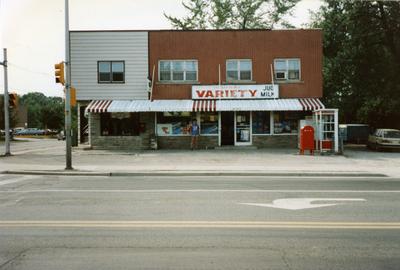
[[69, 28, 322, 33]]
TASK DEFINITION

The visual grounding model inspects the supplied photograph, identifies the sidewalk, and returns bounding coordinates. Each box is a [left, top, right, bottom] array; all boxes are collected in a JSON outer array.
[[1, 139, 399, 177]]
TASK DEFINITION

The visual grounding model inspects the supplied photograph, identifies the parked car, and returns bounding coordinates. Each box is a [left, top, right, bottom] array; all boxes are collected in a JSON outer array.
[[0, 129, 13, 136], [13, 127, 24, 134], [367, 129, 400, 151], [57, 130, 66, 141], [14, 128, 45, 136]]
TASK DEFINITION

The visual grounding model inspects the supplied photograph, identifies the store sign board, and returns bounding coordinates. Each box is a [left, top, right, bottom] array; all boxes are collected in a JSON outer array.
[[192, 84, 279, 99]]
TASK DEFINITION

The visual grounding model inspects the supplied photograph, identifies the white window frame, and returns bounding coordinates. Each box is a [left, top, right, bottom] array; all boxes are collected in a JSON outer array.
[[158, 60, 198, 82], [274, 58, 301, 81], [226, 59, 253, 82]]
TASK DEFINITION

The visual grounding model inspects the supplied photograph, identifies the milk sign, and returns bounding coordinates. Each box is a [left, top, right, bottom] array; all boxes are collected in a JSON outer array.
[[192, 84, 279, 99], [260, 85, 277, 98]]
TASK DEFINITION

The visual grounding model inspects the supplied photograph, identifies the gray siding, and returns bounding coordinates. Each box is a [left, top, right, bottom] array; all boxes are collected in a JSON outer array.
[[70, 31, 148, 100]]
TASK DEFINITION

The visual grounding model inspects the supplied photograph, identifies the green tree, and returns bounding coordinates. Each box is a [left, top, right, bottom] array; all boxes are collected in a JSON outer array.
[[40, 97, 64, 130], [310, 0, 400, 129], [165, 0, 299, 30], [20, 92, 64, 130]]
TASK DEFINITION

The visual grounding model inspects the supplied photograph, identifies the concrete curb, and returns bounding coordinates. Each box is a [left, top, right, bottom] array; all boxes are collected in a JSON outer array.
[[1, 170, 111, 176], [1, 170, 388, 177]]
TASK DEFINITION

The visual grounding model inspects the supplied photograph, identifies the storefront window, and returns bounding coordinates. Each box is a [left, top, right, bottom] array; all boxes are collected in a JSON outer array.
[[200, 112, 218, 135], [252, 112, 270, 134], [273, 112, 300, 134], [156, 112, 194, 136], [100, 113, 140, 136]]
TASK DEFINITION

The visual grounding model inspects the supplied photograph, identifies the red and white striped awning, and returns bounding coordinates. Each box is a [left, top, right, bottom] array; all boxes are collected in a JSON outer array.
[[192, 100, 217, 112], [299, 98, 325, 111], [85, 100, 112, 113], [85, 98, 324, 114]]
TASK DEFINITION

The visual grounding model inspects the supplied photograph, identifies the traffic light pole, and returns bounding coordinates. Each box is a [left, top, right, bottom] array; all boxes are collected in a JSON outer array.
[[64, 0, 72, 170], [1, 48, 11, 156]]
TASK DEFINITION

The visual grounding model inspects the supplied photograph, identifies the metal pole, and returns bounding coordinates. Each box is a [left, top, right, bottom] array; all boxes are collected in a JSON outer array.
[[334, 109, 339, 154], [2, 48, 11, 156], [64, 0, 72, 169]]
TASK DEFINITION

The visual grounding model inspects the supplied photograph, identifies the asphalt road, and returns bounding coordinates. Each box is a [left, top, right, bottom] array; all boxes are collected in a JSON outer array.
[[0, 174, 399, 269]]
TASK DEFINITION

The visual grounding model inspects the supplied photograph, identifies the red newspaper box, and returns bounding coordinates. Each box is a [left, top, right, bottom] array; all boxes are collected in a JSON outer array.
[[300, 125, 315, 155]]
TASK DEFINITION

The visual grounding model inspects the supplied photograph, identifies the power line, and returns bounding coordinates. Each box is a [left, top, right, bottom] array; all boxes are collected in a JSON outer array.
[[8, 62, 54, 78]]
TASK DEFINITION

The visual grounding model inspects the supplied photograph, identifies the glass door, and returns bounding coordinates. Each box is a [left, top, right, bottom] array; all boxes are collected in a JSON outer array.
[[235, 111, 252, 145]]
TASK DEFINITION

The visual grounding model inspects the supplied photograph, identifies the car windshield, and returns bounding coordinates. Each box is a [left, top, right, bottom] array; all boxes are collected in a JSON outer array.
[[384, 131, 400, 138]]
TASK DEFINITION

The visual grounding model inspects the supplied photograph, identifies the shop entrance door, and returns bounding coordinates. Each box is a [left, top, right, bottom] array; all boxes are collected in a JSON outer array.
[[235, 111, 252, 145], [221, 111, 234, 145]]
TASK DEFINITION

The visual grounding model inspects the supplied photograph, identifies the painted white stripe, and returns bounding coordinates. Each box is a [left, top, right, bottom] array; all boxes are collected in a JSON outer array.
[[0, 175, 37, 186], [0, 189, 399, 193], [0, 221, 399, 229]]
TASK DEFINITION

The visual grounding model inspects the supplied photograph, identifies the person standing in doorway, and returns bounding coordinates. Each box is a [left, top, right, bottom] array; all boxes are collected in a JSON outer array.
[[190, 119, 200, 150]]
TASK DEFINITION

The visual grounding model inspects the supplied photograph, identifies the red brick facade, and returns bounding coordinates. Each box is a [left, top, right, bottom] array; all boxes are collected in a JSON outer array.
[[149, 29, 323, 100]]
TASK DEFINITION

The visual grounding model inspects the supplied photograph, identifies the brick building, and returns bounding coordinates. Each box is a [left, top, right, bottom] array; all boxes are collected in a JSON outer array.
[[71, 29, 326, 150]]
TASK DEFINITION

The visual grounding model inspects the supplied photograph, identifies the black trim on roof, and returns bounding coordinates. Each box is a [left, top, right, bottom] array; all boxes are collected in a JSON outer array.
[[69, 28, 322, 33]]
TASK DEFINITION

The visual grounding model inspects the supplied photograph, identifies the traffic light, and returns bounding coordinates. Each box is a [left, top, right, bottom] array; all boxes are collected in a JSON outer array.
[[63, 87, 77, 107], [55, 62, 65, 85], [70, 87, 76, 107], [8, 92, 18, 108]]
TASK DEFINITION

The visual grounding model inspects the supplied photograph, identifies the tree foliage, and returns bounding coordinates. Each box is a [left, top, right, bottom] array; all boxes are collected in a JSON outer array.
[[310, 0, 400, 128], [19, 92, 64, 130], [165, 0, 299, 30]]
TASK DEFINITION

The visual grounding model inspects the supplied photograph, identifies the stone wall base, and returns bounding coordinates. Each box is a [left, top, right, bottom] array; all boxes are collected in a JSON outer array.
[[253, 135, 298, 148]]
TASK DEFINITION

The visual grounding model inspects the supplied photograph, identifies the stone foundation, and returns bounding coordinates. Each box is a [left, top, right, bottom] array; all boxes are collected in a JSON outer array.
[[252, 135, 298, 148]]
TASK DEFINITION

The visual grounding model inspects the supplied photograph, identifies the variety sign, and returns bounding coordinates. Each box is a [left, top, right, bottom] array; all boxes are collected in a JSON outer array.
[[192, 84, 279, 99]]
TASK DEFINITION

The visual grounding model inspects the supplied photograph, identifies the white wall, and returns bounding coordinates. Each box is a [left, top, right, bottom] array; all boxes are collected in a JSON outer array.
[[70, 31, 148, 100]]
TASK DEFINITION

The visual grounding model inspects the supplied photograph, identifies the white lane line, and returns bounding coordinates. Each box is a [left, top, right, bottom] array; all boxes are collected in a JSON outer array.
[[0, 221, 400, 229], [0, 175, 37, 186], [0, 189, 400, 193], [10, 146, 64, 155]]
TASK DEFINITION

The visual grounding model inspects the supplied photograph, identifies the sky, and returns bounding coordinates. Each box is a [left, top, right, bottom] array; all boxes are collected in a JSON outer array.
[[0, 0, 322, 97]]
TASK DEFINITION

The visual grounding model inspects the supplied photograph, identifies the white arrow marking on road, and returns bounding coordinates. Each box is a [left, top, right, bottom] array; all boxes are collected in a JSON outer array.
[[240, 198, 366, 210]]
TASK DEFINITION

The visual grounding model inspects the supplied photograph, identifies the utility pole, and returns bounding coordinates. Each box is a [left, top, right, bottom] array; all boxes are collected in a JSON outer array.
[[64, 0, 72, 170], [1, 48, 11, 156]]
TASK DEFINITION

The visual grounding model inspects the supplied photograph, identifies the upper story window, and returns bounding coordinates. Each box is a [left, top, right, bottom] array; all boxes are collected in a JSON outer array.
[[159, 60, 198, 82], [226, 59, 252, 81], [274, 59, 300, 81], [98, 61, 125, 83]]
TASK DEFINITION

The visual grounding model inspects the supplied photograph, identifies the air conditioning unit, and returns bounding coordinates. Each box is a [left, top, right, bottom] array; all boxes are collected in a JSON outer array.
[[275, 71, 286, 80]]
